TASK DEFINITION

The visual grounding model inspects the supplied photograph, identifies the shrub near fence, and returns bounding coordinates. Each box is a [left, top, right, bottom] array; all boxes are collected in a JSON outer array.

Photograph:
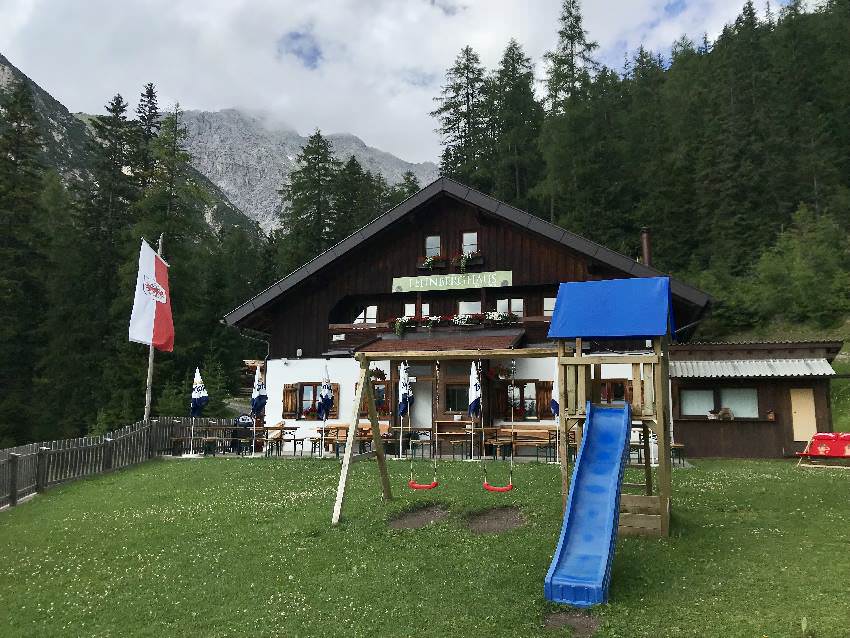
[[0, 417, 238, 510]]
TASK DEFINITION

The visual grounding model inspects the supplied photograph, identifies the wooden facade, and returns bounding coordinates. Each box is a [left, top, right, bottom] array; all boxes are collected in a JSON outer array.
[[260, 194, 703, 358], [669, 342, 842, 458]]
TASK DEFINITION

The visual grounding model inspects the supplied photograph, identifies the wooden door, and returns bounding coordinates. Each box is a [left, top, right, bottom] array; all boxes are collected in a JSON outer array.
[[790, 388, 817, 442]]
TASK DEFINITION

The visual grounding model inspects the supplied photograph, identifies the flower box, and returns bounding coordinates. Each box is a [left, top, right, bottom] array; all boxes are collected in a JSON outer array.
[[417, 256, 448, 270]]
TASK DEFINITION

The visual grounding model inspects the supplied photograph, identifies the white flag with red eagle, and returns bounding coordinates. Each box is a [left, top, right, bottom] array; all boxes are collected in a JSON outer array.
[[128, 239, 174, 352]]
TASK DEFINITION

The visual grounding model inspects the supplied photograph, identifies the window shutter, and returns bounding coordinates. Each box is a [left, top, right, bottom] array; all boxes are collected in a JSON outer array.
[[330, 383, 340, 419], [537, 381, 553, 418], [282, 384, 298, 418]]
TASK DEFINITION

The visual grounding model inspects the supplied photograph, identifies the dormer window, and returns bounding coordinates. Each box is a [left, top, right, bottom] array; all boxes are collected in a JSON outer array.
[[462, 231, 478, 254], [425, 235, 441, 258]]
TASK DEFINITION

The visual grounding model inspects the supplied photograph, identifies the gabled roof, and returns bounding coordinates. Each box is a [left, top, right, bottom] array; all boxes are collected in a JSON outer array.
[[224, 177, 711, 328]]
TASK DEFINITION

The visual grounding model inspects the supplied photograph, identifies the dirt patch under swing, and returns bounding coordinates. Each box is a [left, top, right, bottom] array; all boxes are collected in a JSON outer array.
[[388, 505, 450, 529], [466, 506, 526, 534], [543, 611, 600, 636]]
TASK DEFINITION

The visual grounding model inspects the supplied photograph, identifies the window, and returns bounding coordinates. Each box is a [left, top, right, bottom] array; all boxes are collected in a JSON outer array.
[[496, 298, 524, 318], [425, 235, 441, 258], [544, 297, 556, 317], [458, 300, 482, 315], [680, 387, 760, 418], [300, 383, 319, 417], [506, 382, 538, 420], [446, 385, 468, 412], [404, 303, 430, 318], [360, 382, 391, 418], [462, 231, 478, 254], [720, 388, 758, 418], [354, 305, 377, 324], [680, 389, 716, 417], [601, 380, 629, 404]]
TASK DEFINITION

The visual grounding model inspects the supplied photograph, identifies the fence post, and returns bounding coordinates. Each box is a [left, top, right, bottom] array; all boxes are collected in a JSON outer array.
[[103, 438, 114, 472], [9, 453, 19, 507], [36, 448, 48, 493]]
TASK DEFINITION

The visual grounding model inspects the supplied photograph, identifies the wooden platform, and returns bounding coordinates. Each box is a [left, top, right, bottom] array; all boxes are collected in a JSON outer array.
[[618, 494, 668, 537]]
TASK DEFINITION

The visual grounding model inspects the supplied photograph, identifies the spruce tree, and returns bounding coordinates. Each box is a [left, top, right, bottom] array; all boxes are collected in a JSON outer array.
[[0, 81, 45, 444], [431, 46, 488, 188]]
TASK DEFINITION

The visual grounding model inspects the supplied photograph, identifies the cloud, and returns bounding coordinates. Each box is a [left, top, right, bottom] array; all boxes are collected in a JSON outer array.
[[2, 0, 757, 163]]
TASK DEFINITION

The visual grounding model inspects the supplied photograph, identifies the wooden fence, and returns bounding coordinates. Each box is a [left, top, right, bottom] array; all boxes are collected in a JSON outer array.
[[0, 417, 238, 510]]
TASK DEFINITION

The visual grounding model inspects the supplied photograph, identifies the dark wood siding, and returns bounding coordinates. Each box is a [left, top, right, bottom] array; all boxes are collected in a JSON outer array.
[[269, 195, 592, 357], [671, 377, 833, 458]]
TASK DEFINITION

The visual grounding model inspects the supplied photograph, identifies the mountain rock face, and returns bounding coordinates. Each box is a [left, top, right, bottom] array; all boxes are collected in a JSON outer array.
[[181, 109, 438, 231], [0, 52, 92, 182]]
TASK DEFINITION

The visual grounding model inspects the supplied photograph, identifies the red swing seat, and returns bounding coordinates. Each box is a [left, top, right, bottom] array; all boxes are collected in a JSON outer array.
[[408, 480, 439, 490], [483, 481, 513, 492]]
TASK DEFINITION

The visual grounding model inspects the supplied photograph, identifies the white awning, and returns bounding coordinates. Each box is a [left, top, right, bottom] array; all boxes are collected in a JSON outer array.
[[670, 358, 835, 379]]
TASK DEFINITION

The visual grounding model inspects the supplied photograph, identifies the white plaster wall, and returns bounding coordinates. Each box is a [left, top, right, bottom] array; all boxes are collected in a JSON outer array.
[[265, 357, 391, 444]]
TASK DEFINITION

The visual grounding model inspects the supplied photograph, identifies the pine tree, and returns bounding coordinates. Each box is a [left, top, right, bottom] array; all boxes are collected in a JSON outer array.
[[0, 80, 46, 444], [431, 46, 488, 188], [388, 170, 421, 207], [489, 39, 544, 210], [544, 0, 599, 113], [275, 130, 341, 275], [132, 83, 160, 188]]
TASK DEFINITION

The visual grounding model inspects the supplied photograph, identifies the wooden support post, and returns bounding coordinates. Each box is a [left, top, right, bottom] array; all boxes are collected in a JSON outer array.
[[653, 337, 672, 536], [36, 448, 48, 493], [591, 364, 602, 403], [364, 368, 393, 502], [631, 363, 643, 415], [557, 341, 569, 510], [642, 420, 653, 496], [8, 453, 18, 507], [332, 361, 370, 526]]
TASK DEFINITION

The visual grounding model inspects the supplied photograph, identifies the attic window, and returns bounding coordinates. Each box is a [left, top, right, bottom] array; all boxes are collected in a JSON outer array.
[[425, 235, 441, 258], [462, 232, 478, 254]]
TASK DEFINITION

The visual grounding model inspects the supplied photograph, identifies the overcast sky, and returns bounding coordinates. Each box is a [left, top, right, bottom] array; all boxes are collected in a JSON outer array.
[[2, 0, 770, 163]]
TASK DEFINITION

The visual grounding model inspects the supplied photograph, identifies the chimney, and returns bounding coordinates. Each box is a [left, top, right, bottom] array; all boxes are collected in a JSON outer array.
[[640, 227, 652, 267]]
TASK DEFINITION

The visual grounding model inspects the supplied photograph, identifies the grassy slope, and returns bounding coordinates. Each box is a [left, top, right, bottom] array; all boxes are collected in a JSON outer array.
[[0, 459, 848, 638]]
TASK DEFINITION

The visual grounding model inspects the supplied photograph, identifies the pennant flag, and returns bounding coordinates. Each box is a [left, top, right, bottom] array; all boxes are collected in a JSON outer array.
[[250, 366, 267, 416], [129, 239, 174, 352], [398, 362, 414, 416], [551, 360, 560, 417], [317, 365, 334, 421], [468, 361, 481, 417], [190, 367, 209, 417]]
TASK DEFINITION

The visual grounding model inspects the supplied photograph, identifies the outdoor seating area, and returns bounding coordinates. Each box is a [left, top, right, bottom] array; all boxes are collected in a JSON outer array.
[[167, 419, 686, 466]]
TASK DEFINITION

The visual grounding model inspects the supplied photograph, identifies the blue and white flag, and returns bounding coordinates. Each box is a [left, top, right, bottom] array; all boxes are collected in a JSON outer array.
[[468, 362, 481, 417], [551, 360, 560, 417], [250, 366, 267, 416], [190, 367, 209, 417], [398, 362, 413, 416], [317, 365, 334, 421]]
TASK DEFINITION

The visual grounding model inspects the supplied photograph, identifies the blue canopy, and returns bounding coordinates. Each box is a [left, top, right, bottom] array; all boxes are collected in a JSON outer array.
[[547, 277, 673, 339]]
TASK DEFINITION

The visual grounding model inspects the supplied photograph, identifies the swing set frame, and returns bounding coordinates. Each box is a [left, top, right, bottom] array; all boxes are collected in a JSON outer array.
[[331, 340, 671, 537]]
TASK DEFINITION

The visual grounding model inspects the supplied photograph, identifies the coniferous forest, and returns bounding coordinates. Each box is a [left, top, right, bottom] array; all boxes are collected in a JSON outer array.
[[2, 0, 849, 445]]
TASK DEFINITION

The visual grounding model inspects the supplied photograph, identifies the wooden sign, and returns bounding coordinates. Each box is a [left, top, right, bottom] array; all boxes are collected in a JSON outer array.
[[392, 271, 513, 293]]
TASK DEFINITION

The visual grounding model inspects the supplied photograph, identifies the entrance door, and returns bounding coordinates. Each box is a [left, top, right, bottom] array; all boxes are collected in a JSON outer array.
[[790, 388, 817, 442]]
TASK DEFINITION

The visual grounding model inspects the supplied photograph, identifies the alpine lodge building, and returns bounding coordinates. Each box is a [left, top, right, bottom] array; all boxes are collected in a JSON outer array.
[[225, 178, 841, 459]]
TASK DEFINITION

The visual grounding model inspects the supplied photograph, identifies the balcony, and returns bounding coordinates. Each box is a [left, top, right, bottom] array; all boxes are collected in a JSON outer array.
[[327, 316, 551, 352]]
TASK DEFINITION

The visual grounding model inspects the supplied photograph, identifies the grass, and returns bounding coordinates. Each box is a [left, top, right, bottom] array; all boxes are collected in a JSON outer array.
[[1, 458, 849, 637]]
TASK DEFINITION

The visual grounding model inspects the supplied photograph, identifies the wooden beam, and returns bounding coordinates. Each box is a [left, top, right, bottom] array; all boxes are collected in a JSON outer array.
[[358, 347, 556, 361], [332, 364, 370, 526], [558, 355, 658, 366], [364, 371, 393, 501], [653, 336, 672, 537]]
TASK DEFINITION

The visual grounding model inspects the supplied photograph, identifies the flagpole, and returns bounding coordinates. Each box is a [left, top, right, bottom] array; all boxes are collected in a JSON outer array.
[[143, 233, 164, 421]]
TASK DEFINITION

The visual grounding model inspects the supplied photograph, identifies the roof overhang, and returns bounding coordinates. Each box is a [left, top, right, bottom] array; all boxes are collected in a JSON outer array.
[[671, 358, 836, 379]]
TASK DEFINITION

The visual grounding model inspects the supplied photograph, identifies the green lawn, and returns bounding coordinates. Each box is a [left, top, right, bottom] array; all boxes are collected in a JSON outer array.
[[1, 458, 848, 637]]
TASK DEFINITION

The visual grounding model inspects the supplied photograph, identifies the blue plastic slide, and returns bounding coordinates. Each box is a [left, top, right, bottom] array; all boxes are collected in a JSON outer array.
[[545, 402, 631, 607]]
